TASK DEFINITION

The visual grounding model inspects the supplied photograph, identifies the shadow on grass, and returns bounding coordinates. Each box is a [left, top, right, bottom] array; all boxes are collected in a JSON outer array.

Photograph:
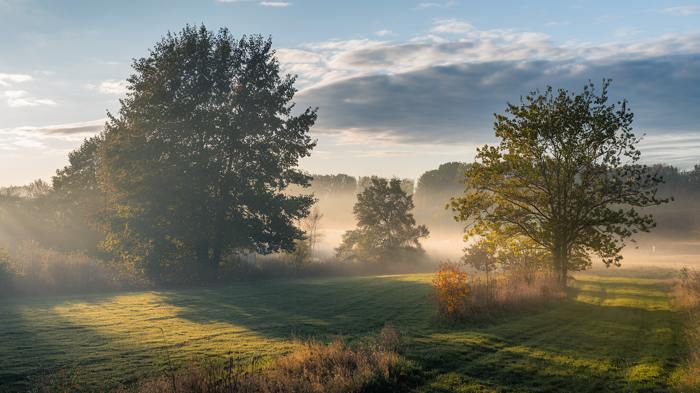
[[0, 274, 686, 392]]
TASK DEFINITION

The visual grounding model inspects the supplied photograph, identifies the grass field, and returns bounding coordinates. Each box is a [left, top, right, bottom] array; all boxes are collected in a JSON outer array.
[[0, 271, 688, 392]]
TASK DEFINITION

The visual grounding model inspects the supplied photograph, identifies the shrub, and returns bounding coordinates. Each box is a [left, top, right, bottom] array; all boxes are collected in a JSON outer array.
[[431, 262, 471, 320], [432, 261, 565, 321]]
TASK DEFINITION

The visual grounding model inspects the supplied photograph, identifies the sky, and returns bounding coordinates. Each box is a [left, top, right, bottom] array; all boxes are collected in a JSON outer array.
[[1, 0, 700, 186]]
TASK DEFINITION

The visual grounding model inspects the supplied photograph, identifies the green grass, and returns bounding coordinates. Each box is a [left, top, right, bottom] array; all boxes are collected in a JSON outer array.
[[0, 272, 687, 392]]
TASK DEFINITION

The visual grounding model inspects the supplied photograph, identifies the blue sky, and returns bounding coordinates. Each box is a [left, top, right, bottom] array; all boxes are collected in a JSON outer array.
[[1, 0, 700, 185]]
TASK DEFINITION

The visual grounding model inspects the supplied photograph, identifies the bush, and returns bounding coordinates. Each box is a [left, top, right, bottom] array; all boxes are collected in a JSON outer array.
[[432, 262, 565, 321], [431, 262, 471, 320]]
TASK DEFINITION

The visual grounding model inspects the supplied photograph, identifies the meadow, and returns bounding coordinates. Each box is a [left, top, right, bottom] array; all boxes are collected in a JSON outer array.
[[0, 270, 688, 392]]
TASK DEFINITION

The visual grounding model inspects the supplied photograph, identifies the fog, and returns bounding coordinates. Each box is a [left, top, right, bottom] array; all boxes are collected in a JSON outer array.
[[309, 185, 700, 269]]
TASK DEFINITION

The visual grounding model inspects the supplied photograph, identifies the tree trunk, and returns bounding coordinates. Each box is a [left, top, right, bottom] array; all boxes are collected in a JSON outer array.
[[195, 242, 217, 283], [560, 256, 568, 286], [552, 243, 568, 287]]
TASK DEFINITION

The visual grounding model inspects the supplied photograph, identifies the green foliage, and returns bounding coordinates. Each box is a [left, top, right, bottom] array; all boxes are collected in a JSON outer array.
[[51, 135, 106, 254], [98, 25, 317, 283], [451, 80, 667, 285], [463, 233, 554, 284], [336, 177, 429, 263]]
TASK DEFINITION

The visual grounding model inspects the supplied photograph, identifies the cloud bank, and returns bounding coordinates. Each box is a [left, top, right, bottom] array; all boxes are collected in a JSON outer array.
[[279, 21, 700, 168]]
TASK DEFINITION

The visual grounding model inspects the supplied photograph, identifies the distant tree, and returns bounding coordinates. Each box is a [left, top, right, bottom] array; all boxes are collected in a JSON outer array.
[[358, 176, 414, 195], [310, 174, 357, 196], [99, 25, 317, 282], [451, 80, 667, 286], [288, 205, 324, 268], [337, 177, 429, 263], [414, 162, 471, 228], [415, 162, 470, 203], [304, 206, 324, 259]]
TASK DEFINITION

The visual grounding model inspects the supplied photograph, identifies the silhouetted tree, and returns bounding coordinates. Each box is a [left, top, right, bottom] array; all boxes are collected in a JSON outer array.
[[337, 177, 429, 263], [451, 80, 667, 285], [414, 162, 471, 229], [99, 25, 317, 282], [309, 174, 357, 196]]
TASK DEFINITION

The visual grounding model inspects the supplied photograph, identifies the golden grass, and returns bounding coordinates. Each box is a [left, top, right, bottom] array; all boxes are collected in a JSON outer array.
[[0, 271, 688, 392], [673, 268, 700, 392], [33, 324, 418, 393]]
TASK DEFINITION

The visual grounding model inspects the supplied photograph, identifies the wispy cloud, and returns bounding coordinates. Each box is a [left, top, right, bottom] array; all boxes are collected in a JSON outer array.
[[85, 79, 128, 95], [216, 0, 291, 6], [259, 1, 291, 7], [0, 119, 105, 152], [430, 18, 473, 34], [8, 119, 106, 136], [3, 90, 56, 107], [416, 1, 457, 10], [0, 72, 32, 86], [660, 5, 700, 16], [277, 23, 700, 168], [375, 30, 395, 37]]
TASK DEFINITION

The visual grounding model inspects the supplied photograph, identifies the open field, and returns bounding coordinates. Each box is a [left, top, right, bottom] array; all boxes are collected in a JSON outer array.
[[0, 270, 688, 392]]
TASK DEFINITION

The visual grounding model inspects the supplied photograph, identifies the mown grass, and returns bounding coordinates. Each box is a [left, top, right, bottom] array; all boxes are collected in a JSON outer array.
[[0, 271, 688, 392]]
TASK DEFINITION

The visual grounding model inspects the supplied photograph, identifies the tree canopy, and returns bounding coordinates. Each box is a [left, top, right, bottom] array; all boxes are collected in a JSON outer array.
[[450, 80, 667, 285], [337, 177, 429, 264], [98, 25, 317, 282]]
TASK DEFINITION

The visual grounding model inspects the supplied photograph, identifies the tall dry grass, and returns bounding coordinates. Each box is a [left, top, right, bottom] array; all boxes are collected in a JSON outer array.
[[674, 267, 700, 391], [2, 241, 146, 296], [31, 324, 419, 393], [464, 271, 565, 315], [432, 264, 565, 321]]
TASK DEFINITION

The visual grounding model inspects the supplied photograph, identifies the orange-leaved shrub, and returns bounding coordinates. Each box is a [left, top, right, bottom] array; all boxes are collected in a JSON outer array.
[[431, 262, 470, 320]]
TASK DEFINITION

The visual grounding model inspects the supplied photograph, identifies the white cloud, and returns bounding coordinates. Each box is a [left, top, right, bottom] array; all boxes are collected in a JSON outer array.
[[416, 1, 457, 10], [375, 30, 394, 37], [85, 79, 128, 95], [259, 1, 291, 6], [277, 22, 700, 93], [216, 0, 291, 6], [613, 27, 642, 39], [3, 90, 56, 107], [0, 119, 105, 152], [661, 5, 700, 16], [0, 72, 32, 86], [7, 119, 106, 136], [430, 18, 473, 34]]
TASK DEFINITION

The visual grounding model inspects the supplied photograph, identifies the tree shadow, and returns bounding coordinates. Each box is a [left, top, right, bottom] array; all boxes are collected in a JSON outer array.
[[0, 274, 685, 392]]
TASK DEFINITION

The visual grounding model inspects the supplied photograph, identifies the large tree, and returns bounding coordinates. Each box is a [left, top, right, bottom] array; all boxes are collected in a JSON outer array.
[[336, 177, 429, 263], [450, 81, 667, 285], [99, 25, 317, 282]]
